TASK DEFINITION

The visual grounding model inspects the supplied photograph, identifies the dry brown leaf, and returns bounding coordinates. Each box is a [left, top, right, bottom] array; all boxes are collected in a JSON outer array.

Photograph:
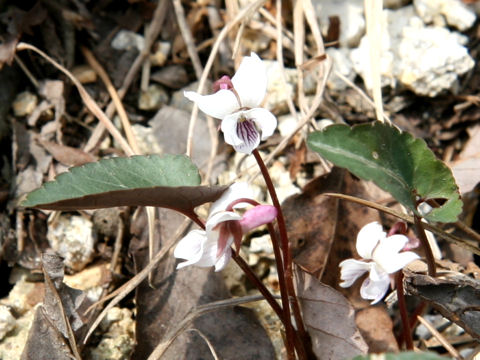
[[405, 270, 480, 340], [295, 269, 368, 359], [450, 124, 480, 194], [37, 138, 97, 167]]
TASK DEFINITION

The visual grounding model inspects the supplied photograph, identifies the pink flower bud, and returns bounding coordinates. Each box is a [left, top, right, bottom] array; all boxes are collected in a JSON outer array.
[[213, 75, 234, 92], [239, 205, 277, 233]]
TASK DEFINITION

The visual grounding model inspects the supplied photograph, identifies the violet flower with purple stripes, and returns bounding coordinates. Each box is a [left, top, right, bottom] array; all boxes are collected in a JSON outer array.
[[184, 53, 277, 154]]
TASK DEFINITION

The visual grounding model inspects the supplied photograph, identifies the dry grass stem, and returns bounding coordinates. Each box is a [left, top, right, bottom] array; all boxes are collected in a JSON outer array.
[[417, 316, 463, 359], [172, 0, 204, 79], [364, 0, 387, 124]]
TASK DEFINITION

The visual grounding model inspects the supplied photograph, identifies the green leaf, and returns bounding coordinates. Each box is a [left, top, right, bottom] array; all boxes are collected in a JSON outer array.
[[307, 123, 462, 223], [352, 352, 447, 360], [22, 154, 228, 214]]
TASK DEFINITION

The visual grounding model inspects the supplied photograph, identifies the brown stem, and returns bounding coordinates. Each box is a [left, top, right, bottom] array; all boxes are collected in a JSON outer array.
[[230, 252, 285, 323], [266, 223, 296, 359], [413, 215, 436, 277], [396, 271, 414, 350], [253, 149, 310, 359]]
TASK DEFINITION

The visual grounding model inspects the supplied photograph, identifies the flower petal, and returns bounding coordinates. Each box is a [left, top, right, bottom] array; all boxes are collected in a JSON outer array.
[[243, 108, 277, 140], [356, 221, 386, 260], [221, 112, 243, 146], [339, 259, 371, 288], [206, 211, 242, 232], [221, 112, 261, 154], [240, 205, 277, 233], [184, 90, 239, 119], [174, 230, 216, 269], [231, 53, 267, 108], [377, 251, 420, 274], [233, 120, 260, 154], [209, 182, 254, 216], [360, 272, 390, 304], [214, 247, 232, 271]]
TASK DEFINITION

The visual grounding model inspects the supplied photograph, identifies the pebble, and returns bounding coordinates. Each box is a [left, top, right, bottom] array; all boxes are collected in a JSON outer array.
[[351, 5, 475, 97], [314, 0, 365, 47], [86, 307, 135, 360], [138, 84, 169, 111], [326, 47, 355, 91], [111, 30, 145, 52], [150, 41, 171, 66], [72, 65, 97, 84], [12, 92, 38, 117], [47, 215, 95, 271], [414, 0, 476, 31], [249, 234, 274, 254], [0, 306, 15, 340]]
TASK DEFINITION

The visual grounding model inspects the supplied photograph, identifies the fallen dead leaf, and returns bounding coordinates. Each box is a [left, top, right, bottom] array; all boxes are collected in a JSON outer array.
[[405, 270, 480, 340], [295, 268, 368, 359]]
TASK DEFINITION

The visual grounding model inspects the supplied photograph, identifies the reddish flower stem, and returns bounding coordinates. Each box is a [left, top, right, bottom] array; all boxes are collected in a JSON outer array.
[[396, 271, 414, 350], [227, 197, 297, 358], [253, 149, 310, 359], [413, 214, 436, 277]]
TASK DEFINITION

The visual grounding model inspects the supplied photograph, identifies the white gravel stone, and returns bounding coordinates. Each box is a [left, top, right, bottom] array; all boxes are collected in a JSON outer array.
[[111, 30, 145, 52], [414, 0, 476, 31], [351, 5, 475, 97], [326, 47, 355, 91], [47, 215, 95, 271], [0, 306, 15, 340], [249, 234, 274, 254], [315, 0, 365, 47], [12, 92, 38, 117]]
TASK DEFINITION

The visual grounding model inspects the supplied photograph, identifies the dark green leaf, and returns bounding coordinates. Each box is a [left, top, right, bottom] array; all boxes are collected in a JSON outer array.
[[21, 154, 228, 213], [307, 123, 462, 222]]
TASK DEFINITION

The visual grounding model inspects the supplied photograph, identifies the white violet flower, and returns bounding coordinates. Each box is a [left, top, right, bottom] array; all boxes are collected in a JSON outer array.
[[339, 221, 420, 304], [174, 183, 277, 271], [184, 52, 277, 154]]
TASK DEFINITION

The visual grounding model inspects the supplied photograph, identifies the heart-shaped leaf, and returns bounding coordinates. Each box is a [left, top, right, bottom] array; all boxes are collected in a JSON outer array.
[[21, 154, 228, 214], [307, 123, 462, 223]]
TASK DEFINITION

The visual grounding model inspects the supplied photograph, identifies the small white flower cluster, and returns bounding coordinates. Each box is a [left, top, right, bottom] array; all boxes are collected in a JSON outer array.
[[339, 222, 419, 304], [184, 53, 277, 154]]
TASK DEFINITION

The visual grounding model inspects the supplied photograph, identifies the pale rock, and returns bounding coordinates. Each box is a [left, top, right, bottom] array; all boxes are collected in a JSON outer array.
[[351, 6, 475, 97], [111, 30, 144, 52], [0, 307, 35, 360], [0, 306, 15, 340], [138, 84, 169, 111], [326, 47, 355, 91], [315, 0, 365, 47], [414, 0, 476, 31], [249, 234, 274, 254], [264, 61, 296, 115], [268, 159, 300, 203], [12, 91, 38, 117], [2, 277, 41, 314], [278, 114, 299, 138], [47, 215, 95, 271], [64, 263, 111, 303], [131, 124, 162, 155], [72, 65, 97, 84], [150, 41, 171, 66], [88, 307, 135, 360]]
